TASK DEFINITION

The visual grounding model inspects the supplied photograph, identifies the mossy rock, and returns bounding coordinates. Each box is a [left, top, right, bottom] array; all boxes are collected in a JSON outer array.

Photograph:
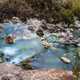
[[20, 60, 32, 70]]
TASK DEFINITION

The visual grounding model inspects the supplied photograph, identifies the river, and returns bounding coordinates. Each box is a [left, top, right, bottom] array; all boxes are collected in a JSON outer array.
[[0, 21, 76, 70]]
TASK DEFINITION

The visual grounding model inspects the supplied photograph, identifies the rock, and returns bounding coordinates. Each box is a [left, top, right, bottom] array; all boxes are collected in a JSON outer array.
[[20, 60, 32, 70], [27, 18, 42, 31], [60, 57, 71, 64], [0, 24, 4, 33], [11, 17, 21, 24], [47, 24, 56, 33], [36, 29, 44, 37], [60, 32, 67, 38], [41, 24, 48, 30], [0, 63, 73, 80], [40, 20, 48, 30], [5, 36, 14, 44], [74, 20, 80, 28], [77, 43, 80, 47], [41, 40, 51, 48], [27, 25, 34, 32]]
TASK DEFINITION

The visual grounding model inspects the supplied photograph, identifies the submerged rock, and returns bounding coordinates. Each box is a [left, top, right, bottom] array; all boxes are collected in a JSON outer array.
[[27, 18, 42, 31], [0, 24, 4, 33]]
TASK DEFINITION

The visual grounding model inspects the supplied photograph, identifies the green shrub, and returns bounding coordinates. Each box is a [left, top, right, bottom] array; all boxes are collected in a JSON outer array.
[[64, 0, 80, 18], [61, 9, 74, 26], [0, 0, 64, 23], [0, 0, 80, 24]]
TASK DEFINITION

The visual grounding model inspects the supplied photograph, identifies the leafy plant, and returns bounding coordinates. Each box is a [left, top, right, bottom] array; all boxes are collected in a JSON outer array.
[[73, 48, 80, 80], [61, 9, 74, 27]]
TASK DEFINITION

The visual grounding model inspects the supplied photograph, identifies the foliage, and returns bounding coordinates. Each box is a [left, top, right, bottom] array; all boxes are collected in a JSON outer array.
[[0, 0, 80, 25], [0, 0, 33, 22], [64, 0, 80, 19], [0, 0, 64, 23], [73, 48, 80, 80], [61, 9, 74, 26]]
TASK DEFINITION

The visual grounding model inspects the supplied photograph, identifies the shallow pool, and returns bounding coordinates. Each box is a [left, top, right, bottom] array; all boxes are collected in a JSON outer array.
[[0, 21, 76, 70]]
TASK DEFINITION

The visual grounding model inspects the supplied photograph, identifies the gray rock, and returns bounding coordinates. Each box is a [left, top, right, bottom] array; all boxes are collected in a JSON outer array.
[[0, 24, 4, 33], [11, 17, 21, 24]]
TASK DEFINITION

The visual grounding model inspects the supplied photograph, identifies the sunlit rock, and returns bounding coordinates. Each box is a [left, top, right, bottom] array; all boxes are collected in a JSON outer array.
[[77, 43, 80, 47], [41, 40, 51, 48], [47, 23, 56, 33], [60, 57, 71, 64], [60, 32, 67, 38], [74, 20, 80, 28], [11, 17, 22, 24], [27, 18, 42, 31]]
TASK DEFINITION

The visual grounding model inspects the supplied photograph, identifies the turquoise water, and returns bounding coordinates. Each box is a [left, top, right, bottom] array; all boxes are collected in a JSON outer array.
[[31, 41, 75, 70], [0, 22, 76, 70]]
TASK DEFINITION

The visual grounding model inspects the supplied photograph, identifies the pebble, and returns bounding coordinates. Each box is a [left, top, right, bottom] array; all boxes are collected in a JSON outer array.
[[41, 40, 51, 48]]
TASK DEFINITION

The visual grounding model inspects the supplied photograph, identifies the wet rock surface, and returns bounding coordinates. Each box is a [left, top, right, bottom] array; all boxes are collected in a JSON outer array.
[[0, 63, 73, 80]]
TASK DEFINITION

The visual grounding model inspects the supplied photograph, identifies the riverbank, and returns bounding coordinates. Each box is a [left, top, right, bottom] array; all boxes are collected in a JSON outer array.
[[0, 0, 80, 23], [0, 63, 73, 80], [0, 0, 80, 79]]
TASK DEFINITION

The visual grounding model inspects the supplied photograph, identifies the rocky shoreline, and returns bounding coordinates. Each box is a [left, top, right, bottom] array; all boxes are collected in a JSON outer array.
[[0, 0, 79, 80], [0, 63, 73, 80], [1, 17, 80, 46]]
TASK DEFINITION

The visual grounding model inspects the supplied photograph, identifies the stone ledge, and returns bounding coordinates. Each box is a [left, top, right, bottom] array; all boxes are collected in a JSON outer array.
[[0, 63, 73, 80]]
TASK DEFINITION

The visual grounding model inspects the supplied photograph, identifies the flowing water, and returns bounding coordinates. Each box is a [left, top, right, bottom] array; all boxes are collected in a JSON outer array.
[[0, 21, 76, 70]]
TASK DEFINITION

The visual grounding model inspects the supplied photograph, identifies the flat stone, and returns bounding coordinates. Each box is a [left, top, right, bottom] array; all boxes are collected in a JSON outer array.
[[60, 57, 71, 64]]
